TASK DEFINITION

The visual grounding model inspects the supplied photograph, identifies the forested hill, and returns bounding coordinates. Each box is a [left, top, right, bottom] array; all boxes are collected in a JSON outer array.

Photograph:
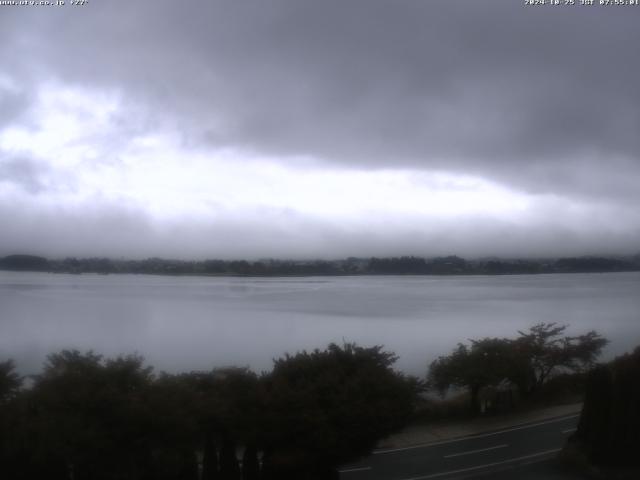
[[1, 254, 639, 276]]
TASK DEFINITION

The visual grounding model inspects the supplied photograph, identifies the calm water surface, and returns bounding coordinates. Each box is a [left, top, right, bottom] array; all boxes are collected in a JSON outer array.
[[1, 271, 639, 375]]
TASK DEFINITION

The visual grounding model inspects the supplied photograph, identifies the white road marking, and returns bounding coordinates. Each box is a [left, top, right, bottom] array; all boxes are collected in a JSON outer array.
[[374, 414, 579, 455], [339, 466, 372, 473], [443, 443, 508, 459], [398, 448, 562, 480], [562, 428, 577, 434]]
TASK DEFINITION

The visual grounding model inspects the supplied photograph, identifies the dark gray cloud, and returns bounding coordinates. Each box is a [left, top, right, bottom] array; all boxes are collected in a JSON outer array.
[[22, 3, 638, 186], [6, 4, 640, 160], [1, 1, 639, 257]]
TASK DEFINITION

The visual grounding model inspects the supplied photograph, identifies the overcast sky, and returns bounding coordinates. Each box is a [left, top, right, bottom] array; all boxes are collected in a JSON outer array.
[[1, 0, 639, 259]]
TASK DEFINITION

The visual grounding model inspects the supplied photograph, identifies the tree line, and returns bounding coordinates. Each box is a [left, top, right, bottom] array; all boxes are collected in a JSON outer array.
[[0, 323, 612, 479], [0, 344, 420, 480], [1, 253, 639, 276], [428, 323, 608, 414]]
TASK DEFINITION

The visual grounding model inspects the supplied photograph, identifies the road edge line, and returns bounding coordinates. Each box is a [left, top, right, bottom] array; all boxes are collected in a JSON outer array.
[[374, 413, 579, 455], [398, 448, 562, 480], [443, 443, 508, 459]]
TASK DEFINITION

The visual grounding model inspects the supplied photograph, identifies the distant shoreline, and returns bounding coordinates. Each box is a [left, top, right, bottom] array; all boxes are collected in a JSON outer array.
[[1, 253, 639, 278]]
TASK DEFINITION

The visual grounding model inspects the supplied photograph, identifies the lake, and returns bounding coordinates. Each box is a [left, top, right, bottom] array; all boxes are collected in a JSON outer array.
[[1, 271, 639, 376]]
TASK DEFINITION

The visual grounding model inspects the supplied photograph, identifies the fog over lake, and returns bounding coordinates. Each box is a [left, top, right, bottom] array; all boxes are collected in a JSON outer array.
[[1, 271, 639, 376]]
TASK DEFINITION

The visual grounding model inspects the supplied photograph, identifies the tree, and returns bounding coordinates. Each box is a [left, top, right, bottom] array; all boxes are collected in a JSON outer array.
[[261, 342, 421, 479], [25, 350, 157, 480], [152, 367, 262, 480], [241, 444, 260, 480], [1, 344, 421, 480], [145, 372, 202, 480], [512, 323, 608, 396], [0, 360, 22, 404], [219, 438, 240, 480], [0, 360, 25, 479], [0, 254, 49, 271], [428, 338, 513, 414], [569, 346, 640, 467], [427, 323, 609, 414]]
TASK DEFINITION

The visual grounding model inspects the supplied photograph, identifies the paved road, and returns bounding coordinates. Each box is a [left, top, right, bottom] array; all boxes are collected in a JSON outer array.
[[339, 414, 580, 480]]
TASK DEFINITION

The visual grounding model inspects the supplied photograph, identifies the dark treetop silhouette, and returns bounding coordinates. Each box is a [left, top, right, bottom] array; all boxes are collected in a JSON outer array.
[[428, 323, 608, 414], [0, 343, 420, 480]]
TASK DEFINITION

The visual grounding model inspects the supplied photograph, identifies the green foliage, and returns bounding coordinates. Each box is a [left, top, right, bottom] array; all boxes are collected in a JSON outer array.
[[0, 359, 25, 479], [0, 359, 22, 403], [219, 438, 241, 480], [241, 444, 260, 480], [571, 346, 640, 467], [29, 351, 156, 480], [428, 338, 514, 413], [428, 323, 609, 414], [513, 323, 608, 395], [261, 342, 422, 476], [0, 343, 418, 480]]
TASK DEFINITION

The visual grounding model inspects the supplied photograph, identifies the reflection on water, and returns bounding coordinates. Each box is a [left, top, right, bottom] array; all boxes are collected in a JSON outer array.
[[1, 271, 639, 375]]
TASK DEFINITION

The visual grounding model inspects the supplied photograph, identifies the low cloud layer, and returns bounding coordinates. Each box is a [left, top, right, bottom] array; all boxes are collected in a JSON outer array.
[[1, 1, 639, 259]]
